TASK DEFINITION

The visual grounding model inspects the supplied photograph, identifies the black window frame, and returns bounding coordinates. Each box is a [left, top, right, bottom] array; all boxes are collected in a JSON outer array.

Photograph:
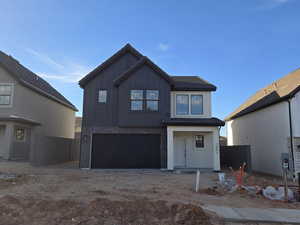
[[129, 89, 159, 112], [130, 90, 144, 111], [195, 135, 204, 149]]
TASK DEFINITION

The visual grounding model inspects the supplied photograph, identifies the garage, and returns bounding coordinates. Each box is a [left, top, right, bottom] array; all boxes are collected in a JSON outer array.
[[91, 134, 161, 168]]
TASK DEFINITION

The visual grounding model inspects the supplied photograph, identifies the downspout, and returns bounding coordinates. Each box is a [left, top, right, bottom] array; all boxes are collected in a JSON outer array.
[[287, 99, 295, 174]]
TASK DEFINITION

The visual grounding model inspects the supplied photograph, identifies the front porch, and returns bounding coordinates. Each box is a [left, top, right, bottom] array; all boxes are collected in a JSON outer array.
[[0, 116, 40, 161], [166, 126, 220, 171]]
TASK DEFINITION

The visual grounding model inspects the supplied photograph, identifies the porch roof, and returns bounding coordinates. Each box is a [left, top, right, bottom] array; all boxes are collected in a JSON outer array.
[[162, 118, 225, 127], [0, 116, 41, 126]]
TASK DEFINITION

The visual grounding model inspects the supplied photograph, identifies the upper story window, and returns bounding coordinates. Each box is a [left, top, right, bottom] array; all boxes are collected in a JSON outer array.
[[0, 84, 13, 106], [130, 90, 143, 111], [146, 90, 159, 111], [98, 90, 107, 103], [175, 94, 203, 115], [176, 94, 189, 115], [130, 90, 159, 112], [191, 95, 203, 115]]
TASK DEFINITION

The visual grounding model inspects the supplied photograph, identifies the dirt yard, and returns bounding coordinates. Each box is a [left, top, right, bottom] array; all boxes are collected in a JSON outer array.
[[0, 161, 298, 225]]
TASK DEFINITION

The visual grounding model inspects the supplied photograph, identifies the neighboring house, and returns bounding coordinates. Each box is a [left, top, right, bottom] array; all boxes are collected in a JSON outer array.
[[0, 51, 77, 162], [79, 44, 224, 170], [75, 117, 82, 134], [225, 68, 300, 176], [219, 136, 227, 146]]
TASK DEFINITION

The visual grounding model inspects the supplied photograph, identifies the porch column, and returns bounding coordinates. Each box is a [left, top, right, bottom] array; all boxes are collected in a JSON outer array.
[[167, 127, 174, 170], [212, 129, 220, 171]]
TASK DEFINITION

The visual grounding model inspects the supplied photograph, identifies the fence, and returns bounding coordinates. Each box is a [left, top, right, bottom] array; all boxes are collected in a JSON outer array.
[[30, 135, 80, 166], [220, 145, 252, 172]]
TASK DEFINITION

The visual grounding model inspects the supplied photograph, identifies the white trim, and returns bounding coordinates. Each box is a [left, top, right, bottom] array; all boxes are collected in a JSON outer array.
[[167, 126, 220, 171], [171, 91, 212, 118], [0, 83, 14, 108]]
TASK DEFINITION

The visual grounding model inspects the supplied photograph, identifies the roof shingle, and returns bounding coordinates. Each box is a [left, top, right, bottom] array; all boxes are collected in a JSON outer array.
[[225, 68, 300, 121], [0, 51, 77, 111]]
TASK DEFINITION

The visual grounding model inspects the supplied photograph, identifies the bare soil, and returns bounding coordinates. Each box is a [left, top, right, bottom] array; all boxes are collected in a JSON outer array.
[[0, 161, 298, 225]]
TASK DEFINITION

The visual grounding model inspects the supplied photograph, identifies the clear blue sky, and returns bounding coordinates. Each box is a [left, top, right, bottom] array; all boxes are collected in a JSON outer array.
[[1, 0, 300, 135]]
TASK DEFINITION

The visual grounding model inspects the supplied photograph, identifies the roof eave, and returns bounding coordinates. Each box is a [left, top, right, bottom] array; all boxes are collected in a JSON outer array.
[[79, 44, 143, 87]]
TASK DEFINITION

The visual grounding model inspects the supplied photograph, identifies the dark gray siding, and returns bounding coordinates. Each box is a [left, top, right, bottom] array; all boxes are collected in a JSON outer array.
[[82, 52, 140, 128], [80, 53, 171, 168], [118, 65, 171, 127]]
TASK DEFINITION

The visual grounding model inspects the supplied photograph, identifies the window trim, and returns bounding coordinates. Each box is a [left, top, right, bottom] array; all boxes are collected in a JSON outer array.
[[191, 94, 204, 115], [130, 89, 159, 112], [15, 127, 26, 142], [195, 135, 204, 149], [146, 90, 159, 112], [175, 93, 203, 116], [0, 83, 14, 108], [175, 94, 189, 115], [98, 89, 107, 103]]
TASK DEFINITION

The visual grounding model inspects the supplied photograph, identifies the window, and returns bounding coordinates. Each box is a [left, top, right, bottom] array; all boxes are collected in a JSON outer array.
[[130, 90, 159, 111], [175, 93, 204, 116], [130, 90, 143, 111], [15, 128, 25, 141], [195, 135, 204, 148], [98, 90, 107, 103], [0, 84, 13, 106], [176, 94, 189, 115], [146, 90, 159, 111], [191, 95, 203, 115]]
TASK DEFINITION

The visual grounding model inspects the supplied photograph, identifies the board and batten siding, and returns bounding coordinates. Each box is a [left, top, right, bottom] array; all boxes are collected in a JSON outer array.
[[117, 64, 171, 127], [81, 52, 140, 128], [227, 101, 291, 176]]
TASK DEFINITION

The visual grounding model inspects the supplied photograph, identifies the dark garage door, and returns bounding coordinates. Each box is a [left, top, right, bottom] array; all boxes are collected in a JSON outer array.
[[91, 134, 161, 168]]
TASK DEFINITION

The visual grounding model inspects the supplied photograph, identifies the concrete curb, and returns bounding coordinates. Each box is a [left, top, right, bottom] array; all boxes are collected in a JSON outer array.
[[203, 205, 300, 224]]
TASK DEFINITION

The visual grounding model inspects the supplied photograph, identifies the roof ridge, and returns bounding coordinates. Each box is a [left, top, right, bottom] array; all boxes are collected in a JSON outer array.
[[114, 56, 173, 86], [79, 43, 143, 87]]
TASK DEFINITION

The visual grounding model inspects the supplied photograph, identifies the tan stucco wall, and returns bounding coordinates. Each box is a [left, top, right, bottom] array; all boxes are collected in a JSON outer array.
[[0, 66, 75, 138]]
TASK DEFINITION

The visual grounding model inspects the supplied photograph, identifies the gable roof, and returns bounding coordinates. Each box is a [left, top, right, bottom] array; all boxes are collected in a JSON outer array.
[[79, 44, 143, 87], [171, 76, 217, 91], [79, 43, 217, 91], [114, 56, 174, 86], [225, 68, 300, 121], [0, 51, 77, 111]]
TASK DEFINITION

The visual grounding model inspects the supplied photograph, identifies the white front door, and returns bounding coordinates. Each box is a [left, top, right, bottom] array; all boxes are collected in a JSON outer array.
[[174, 132, 214, 169], [174, 135, 187, 168]]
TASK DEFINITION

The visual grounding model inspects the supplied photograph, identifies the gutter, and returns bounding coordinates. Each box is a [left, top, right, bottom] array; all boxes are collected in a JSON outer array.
[[287, 99, 295, 174]]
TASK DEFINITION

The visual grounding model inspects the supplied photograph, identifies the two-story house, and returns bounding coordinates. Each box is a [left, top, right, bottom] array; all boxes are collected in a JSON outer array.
[[79, 44, 224, 170], [0, 51, 77, 162]]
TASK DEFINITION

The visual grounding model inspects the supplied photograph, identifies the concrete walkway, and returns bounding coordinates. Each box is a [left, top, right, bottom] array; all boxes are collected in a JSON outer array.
[[204, 205, 300, 224]]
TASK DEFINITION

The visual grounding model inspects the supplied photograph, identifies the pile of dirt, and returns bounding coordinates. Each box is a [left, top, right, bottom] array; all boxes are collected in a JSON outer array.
[[199, 187, 223, 196], [0, 195, 212, 225]]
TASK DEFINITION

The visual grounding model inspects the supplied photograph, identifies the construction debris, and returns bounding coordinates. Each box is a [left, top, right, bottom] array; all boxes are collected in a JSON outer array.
[[218, 165, 298, 202], [262, 186, 295, 201]]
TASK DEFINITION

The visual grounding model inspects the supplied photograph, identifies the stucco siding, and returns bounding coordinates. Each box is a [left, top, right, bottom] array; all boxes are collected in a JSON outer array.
[[13, 83, 75, 138], [291, 91, 300, 137], [227, 101, 290, 176], [0, 66, 16, 115], [170, 91, 211, 118]]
